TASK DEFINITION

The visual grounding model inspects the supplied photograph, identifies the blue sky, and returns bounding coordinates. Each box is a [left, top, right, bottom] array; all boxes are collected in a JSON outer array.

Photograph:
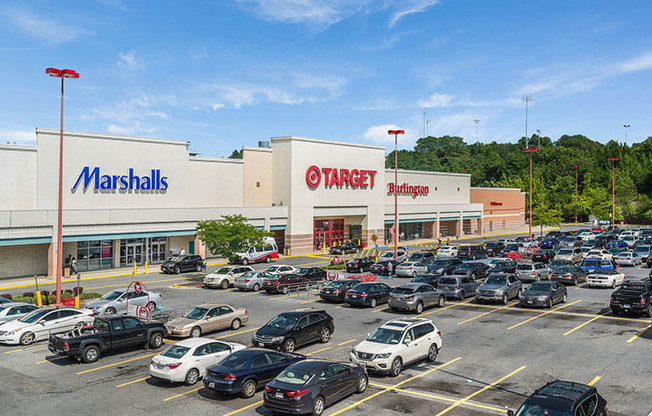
[[1, 0, 651, 156]]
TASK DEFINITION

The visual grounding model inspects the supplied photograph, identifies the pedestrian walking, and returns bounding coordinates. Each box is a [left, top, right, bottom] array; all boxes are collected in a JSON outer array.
[[202, 259, 207, 272], [70, 257, 78, 275], [180, 248, 186, 255]]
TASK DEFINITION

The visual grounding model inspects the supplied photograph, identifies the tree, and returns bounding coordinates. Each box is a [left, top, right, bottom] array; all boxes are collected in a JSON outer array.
[[228, 149, 243, 159], [196, 215, 271, 263], [532, 203, 564, 236]]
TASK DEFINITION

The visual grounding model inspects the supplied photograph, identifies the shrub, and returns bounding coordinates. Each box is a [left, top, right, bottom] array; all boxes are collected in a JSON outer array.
[[322, 263, 346, 270], [12, 295, 33, 304], [0, 294, 12, 300], [72, 287, 84, 296], [63, 289, 73, 294], [61, 292, 73, 299], [22, 292, 34, 298], [81, 292, 102, 300]]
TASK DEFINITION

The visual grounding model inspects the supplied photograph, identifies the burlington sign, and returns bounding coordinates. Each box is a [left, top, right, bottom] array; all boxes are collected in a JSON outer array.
[[387, 182, 429, 198], [72, 167, 169, 192]]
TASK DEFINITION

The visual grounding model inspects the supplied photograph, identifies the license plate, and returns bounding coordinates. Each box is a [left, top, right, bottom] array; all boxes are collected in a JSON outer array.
[[259, 342, 265, 347], [623, 304, 630, 308], [275, 392, 284, 399], [155, 363, 165, 370], [351, 295, 358, 299], [527, 300, 533, 304], [482, 296, 490, 300]]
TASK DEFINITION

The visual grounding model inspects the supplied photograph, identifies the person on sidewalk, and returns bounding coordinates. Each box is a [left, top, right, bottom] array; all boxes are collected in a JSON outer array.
[[70, 257, 78, 275]]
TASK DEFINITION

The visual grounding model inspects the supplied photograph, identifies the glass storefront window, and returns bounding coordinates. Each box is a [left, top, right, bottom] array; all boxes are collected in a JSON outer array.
[[75, 240, 113, 272]]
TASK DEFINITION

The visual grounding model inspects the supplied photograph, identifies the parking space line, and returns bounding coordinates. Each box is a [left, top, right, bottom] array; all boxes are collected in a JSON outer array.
[[163, 386, 203, 402], [457, 302, 519, 325], [417, 299, 474, 318], [5, 344, 46, 354], [507, 300, 582, 330], [221, 400, 264, 416], [563, 315, 602, 336], [307, 346, 334, 355], [434, 365, 527, 416], [372, 307, 390, 314], [327, 356, 462, 416], [215, 326, 259, 340], [337, 339, 356, 346], [626, 324, 651, 343], [36, 356, 69, 364], [86, 276, 194, 291], [587, 376, 601, 386], [300, 298, 323, 304], [117, 376, 150, 388], [77, 352, 159, 375]]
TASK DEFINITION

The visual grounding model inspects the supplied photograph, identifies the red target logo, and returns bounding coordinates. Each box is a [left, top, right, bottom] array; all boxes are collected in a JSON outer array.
[[305, 165, 321, 188]]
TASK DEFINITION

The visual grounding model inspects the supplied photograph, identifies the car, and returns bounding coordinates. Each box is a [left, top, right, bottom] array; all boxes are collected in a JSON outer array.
[[427, 257, 464, 275], [483, 241, 505, 257], [412, 274, 441, 287], [378, 248, 408, 263], [0, 302, 40, 324], [370, 260, 400, 276], [263, 359, 368, 416], [160, 254, 204, 274], [548, 259, 574, 272], [615, 251, 642, 267], [516, 237, 539, 248], [641, 229, 652, 238], [345, 282, 392, 308], [475, 273, 522, 304], [618, 230, 635, 240], [610, 278, 652, 316], [577, 231, 596, 241], [264, 265, 298, 275], [452, 262, 490, 279], [48, 315, 167, 363], [605, 239, 628, 251], [388, 283, 446, 313], [558, 236, 583, 248], [319, 279, 361, 303], [457, 245, 487, 260], [150, 338, 247, 385], [233, 237, 279, 265], [632, 245, 652, 263], [621, 235, 637, 248], [165, 304, 249, 338], [395, 262, 428, 278], [507, 380, 608, 416], [350, 317, 442, 376], [554, 247, 583, 263], [203, 348, 306, 398], [204, 266, 255, 289], [531, 248, 556, 263], [86, 288, 162, 316], [435, 246, 458, 258], [438, 275, 481, 300], [329, 242, 362, 255], [582, 239, 598, 249], [0, 296, 13, 305], [539, 238, 559, 250], [408, 251, 435, 264], [586, 268, 626, 288], [585, 249, 613, 261], [294, 267, 327, 282], [578, 258, 614, 273], [253, 310, 334, 352], [550, 266, 587, 286], [487, 259, 517, 274], [345, 258, 374, 273], [519, 281, 567, 308], [263, 274, 311, 294], [516, 262, 551, 282], [498, 238, 517, 244], [234, 271, 276, 292], [0, 307, 94, 345], [503, 243, 526, 260]]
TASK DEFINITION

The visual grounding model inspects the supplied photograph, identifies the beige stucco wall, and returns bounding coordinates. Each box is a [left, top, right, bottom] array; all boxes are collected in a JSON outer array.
[[242, 146, 273, 207], [188, 158, 243, 207], [0, 144, 37, 210], [384, 170, 470, 205]]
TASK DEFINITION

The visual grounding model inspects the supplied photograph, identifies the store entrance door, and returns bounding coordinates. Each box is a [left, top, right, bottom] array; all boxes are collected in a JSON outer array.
[[314, 218, 344, 250], [149, 238, 168, 263]]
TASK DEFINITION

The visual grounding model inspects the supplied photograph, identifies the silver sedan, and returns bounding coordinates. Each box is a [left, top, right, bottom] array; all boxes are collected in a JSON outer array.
[[86, 288, 163, 315], [395, 262, 428, 278], [234, 271, 275, 291], [388, 283, 445, 314], [0, 302, 40, 324]]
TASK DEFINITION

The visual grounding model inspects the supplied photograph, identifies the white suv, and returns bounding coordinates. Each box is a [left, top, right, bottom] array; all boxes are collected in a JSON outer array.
[[350, 318, 442, 377], [204, 266, 254, 289]]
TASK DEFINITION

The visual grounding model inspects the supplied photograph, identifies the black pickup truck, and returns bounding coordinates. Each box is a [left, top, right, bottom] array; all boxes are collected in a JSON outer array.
[[48, 315, 167, 363], [610, 278, 652, 317]]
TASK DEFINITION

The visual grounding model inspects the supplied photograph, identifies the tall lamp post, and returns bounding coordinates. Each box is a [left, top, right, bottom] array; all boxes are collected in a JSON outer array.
[[524, 148, 538, 237], [473, 119, 480, 142], [46, 67, 80, 306], [388, 129, 405, 262], [608, 158, 619, 230], [572, 165, 581, 223], [623, 124, 630, 142]]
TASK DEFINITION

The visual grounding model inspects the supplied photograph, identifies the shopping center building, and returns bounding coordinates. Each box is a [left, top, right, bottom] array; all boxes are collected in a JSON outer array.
[[0, 128, 524, 278]]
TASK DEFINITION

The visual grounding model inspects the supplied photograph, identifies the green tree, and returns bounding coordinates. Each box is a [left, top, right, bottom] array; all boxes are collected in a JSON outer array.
[[196, 215, 271, 263], [532, 203, 564, 236], [228, 149, 243, 159]]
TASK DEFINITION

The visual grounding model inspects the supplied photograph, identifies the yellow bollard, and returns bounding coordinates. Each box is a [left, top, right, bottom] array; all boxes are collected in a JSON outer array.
[[35, 291, 42, 306], [74, 296, 80, 309], [133, 262, 137, 275], [145, 261, 148, 274]]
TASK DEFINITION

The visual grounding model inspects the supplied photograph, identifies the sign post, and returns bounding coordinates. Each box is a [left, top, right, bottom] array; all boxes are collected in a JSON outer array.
[[75, 273, 81, 308]]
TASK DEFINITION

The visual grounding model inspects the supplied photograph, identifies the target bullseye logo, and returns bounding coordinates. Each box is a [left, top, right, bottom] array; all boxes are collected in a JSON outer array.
[[305, 165, 322, 188]]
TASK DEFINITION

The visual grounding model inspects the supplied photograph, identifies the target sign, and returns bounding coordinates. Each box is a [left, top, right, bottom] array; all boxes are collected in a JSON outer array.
[[133, 282, 143, 294], [136, 306, 150, 319]]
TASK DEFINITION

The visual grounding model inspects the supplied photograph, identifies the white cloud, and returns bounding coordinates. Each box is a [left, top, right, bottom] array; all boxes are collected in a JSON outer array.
[[211, 103, 225, 111], [418, 93, 454, 108], [363, 124, 417, 145], [2, 8, 93, 44], [388, 0, 440, 28], [619, 51, 652, 72], [117, 51, 145, 70], [81, 93, 170, 134], [364, 30, 417, 52], [0, 128, 35, 143]]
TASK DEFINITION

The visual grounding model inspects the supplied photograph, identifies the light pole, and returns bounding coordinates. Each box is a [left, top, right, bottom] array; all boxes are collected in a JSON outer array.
[[425, 119, 431, 137], [422, 111, 427, 138], [623, 124, 630, 142], [524, 147, 538, 237], [388, 129, 404, 262], [536, 128, 541, 148], [473, 119, 480, 142], [608, 158, 619, 230], [522, 96, 532, 147], [46, 67, 80, 306], [572, 165, 581, 223]]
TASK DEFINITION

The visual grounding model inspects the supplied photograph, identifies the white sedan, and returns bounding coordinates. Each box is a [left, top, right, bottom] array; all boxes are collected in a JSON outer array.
[[615, 252, 642, 267], [436, 246, 458, 257], [577, 232, 596, 241], [586, 268, 626, 288], [586, 249, 613, 261], [263, 265, 297, 275], [149, 338, 245, 385], [0, 307, 94, 345]]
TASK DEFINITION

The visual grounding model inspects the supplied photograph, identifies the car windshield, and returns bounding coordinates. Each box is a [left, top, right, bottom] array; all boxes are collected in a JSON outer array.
[[241, 272, 257, 278], [413, 276, 435, 283], [517, 264, 533, 270], [557, 249, 572, 255], [169, 256, 183, 262], [265, 314, 298, 330], [184, 307, 208, 320], [617, 252, 632, 257], [592, 268, 614, 275], [101, 291, 124, 301], [218, 352, 249, 369], [527, 283, 550, 292], [484, 276, 507, 285], [215, 267, 232, 275], [328, 280, 352, 288], [514, 404, 570, 416], [505, 244, 519, 251], [633, 247, 649, 253], [556, 267, 574, 273], [18, 309, 52, 323], [431, 259, 450, 266], [367, 327, 403, 344], [297, 268, 311, 273], [161, 345, 190, 359], [549, 261, 568, 268], [276, 369, 312, 385], [439, 277, 457, 285], [392, 287, 416, 295], [458, 263, 474, 270], [93, 318, 109, 330], [580, 259, 598, 267]]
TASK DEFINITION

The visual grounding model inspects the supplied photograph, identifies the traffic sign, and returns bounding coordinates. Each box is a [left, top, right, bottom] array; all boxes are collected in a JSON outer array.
[[136, 306, 150, 319], [134, 282, 142, 294]]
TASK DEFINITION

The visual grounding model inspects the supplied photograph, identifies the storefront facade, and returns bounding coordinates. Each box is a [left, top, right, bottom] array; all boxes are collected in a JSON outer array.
[[470, 187, 526, 233]]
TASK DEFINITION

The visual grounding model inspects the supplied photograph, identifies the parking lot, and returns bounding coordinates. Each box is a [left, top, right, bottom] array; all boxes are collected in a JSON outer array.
[[1, 242, 651, 416]]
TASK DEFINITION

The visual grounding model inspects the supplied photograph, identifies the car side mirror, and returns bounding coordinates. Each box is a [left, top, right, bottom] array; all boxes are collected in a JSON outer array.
[[38, 320, 46, 325]]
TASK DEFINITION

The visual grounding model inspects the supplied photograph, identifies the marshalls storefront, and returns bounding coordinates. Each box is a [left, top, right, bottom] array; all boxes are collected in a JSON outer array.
[[0, 128, 523, 278]]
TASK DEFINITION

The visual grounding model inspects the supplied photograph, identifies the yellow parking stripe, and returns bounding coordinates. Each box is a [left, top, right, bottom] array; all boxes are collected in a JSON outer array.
[[563, 316, 601, 336], [36, 356, 68, 364], [587, 376, 601, 386], [457, 302, 519, 325], [215, 326, 259, 340], [117, 376, 150, 388], [163, 386, 203, 402], [337, 339, 356, 346], [77, 352, 159, 375], [5, 344, 46, 354], [307, 346, 334, 356], [626, 324, 651, 343], [416, 298, 474, 318], [507, 300, 582, 330], [221, 400, 263, 416], [372, 307, 390, 314]]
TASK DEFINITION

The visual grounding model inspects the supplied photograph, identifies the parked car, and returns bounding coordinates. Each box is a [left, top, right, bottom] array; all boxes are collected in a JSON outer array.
[[621, 235, 637, 248], [457, 245, 487, 260], [558, 236, 583, 248], [252, 310, 334, 352], [378, 248, 408, 263], [531, 248, 556, 263], [264, 265, 298, 275], [150, 338, 246, 385], [516, 262, 551, 282], [585, 249, 613, 261], [578, 258, 614, 273], [487, 259, 517, 274], [618, 230, 635, 240], [0, 302, 39, 324], [329, 242, 362, 255], [204, 266, 255, 289], [632, 245, 652, 263], [554, 247, 583, 264], [233, 237, 279, 265], [395, 262, 428, 278], [539, 238, 559, 250], [408, 251, 435, 264], [350, 317, 442, 377], [0, 307, 94, 345], [610, 278, 652, 316], [475, 273, 522, 304], [234, 271, 276, 292], [577, 231, 596, 241], [436, 246, 458, 257], [605, 239, 628, 251], [161, 254, 204, 274], [586, 268, 626, 288], [427, 257, 464, 275], [548, 259, 574, 272], [550, 266, 587, 286], [412, 274, 441, 287], [507, 380, 608, 416], [263, 275, 311, 294], [388, 283, 446, 313], [294, 267, 327, 282], [438, 275, 481, 300], [483, 241, 505, 257], [345, 258, 374, 273], [615, 251, 642, 267], [0, 297, 12, 305], [452, 262, 490, 279], [319, 279, 361, 303], [87, 288, 162, 315], [345, 282, 392, 308], [370, 260, 400, 276], [48, 315, 166, 363], [203, 348, 306, 398], [263, 359, 368, 416], [519, 281, 567, 308], [165, 304, 249, 338]]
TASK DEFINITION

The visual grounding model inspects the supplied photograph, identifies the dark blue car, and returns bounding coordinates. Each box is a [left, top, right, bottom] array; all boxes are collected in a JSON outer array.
[[203, 348, 306, 398], [578, 258, 614, 273], [539, 239, 559, 249], [605, 240, 628, 250]]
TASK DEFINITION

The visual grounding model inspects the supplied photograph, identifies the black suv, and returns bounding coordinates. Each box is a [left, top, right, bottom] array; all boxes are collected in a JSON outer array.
[[457, 245, 487, 260], [484, 241, 505, 257], [508, 380, 608, 416], [427, 258, 463, 275], [345, 257, 374, 273], [610, 277, 652, 317], [329, 242, 362, 255], [161, 254, 203, 274], [294, 267, 327, 282], [252, 310, 334, 353]]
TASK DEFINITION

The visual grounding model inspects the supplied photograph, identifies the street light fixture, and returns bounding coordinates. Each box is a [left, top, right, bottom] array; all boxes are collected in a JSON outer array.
[[623, 124, 630, 142], [46, 67, 80, 306], [608, 158, 619, 230], [572, 165, 581, 223], [524, 148, 538, 238], [522, 96, 532, 147], [388, 129, 405, 262], [473, 119, 480, 142]]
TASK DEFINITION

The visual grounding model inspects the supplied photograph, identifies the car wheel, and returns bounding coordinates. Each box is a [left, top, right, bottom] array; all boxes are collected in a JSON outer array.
[[645, 304, 652, 318], [81, 345, 100, 363], [282, 286, 289, 294], [19, 332, 35, 346], [105, 307, 116, 315], [265, 256, 271, 263], [502, 294, 508, 305], [196, 264, 202, 272], [415, 301, 424, 314], [438, 295, 445, 307], [242, 258, 249, 266], [356, 375, 368, 393], [190, 326, 202, 338], [458, 291, 465, 301], [562, 293, 567, 303], [185, 368, 200, 386], [241, 379, 257, 399], [149, 332, 163, 349], [312, 396, 326, 416], [75, 321, 86, 328], [220, 279, 229, 290], [369, 298, 377, 308], [611, 280, 617, 288], [253, 283, 260, 292], [282, 338, 296, 353], [412, 271, 417, 278], [426, 344, 439, 362], [320, 326, 331, 343], [231, 318, 241, 330], [389, 357, 402, 377], [535, 274, 540, 282], [547, 298, 553, 308], [175, 266, 181, 274], [148, 301, 156, 311]]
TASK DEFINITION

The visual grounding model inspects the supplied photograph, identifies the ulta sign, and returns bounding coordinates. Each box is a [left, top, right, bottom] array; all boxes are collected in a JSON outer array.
[[72, 167, 168, 193]]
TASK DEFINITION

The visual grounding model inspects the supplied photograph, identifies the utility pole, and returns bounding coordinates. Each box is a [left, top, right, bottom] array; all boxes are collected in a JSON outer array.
[[425, 119, 431, 137], [623, 124, 630, 142], [522, 96, 532, 148], [536, 128, 541, 148], [473, 119, 481, 142], [422, 111, 427, 138]]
